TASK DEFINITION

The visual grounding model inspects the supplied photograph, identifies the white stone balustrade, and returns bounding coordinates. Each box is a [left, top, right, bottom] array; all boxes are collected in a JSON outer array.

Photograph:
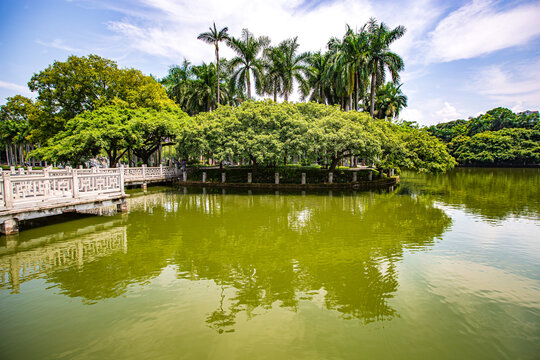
[[0, 169, 125, 210], [5, 165, 179, 185]]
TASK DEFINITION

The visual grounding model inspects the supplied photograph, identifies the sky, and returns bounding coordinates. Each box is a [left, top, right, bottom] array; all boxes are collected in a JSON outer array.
[[1, 0, 539, 125]]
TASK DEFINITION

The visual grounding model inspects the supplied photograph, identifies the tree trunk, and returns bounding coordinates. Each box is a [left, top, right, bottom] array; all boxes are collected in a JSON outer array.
[[329, 156, 340, 172], [246, 70, 251, 99], [249, 155, 258, 171], [370, 66, 377, 117], [273, 87, 277, 102], [5, 144, 9, 166], [216, 45, 220, 106], [355, 71, 360, 111], [19, 144, 24, 166]]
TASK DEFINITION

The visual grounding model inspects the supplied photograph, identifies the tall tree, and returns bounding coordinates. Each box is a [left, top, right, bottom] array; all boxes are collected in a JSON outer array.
[[28, 54, 173, 142], [367, 19, 406, 117], [302, 51, 331, 104], [197, 23, 230, 107], [262, 46, 284, 102], [227, 29, 270, 99], [273, 37, 310, 102]]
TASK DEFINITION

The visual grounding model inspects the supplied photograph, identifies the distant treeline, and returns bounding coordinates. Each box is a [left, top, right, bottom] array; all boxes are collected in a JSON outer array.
[[427, 107, 540, 166]]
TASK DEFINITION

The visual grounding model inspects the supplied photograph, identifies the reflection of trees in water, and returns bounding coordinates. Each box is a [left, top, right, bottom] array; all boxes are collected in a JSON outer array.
[[7, 189, 451, 331], [402, 168, 540, 221], [169, 191, 451, 331]]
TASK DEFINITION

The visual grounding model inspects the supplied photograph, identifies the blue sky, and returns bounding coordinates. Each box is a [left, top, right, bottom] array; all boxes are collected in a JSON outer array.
[[1, 0, 539, 125]]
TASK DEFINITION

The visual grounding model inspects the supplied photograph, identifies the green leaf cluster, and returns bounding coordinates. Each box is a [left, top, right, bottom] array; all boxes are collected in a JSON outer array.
[[32, 105, 189, 166]]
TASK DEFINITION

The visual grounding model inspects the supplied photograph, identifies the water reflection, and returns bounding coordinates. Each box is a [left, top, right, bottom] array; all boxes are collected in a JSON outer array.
[[402, 168, 540, 221], [1, 188, 451, 333], [0, 219, 127, 294]]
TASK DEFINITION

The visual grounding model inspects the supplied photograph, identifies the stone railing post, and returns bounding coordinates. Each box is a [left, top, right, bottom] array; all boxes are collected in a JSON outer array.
[[119, 168, 125, 195], [183, 171, 187, 182], [202, 172, 206, 183], [352, 172, 357, 182], [159, 164, 163, 177], [18, 168, 24, 175], [142, 164, 146, 181], [275, 173, 279, 185], [72, 171, 79, 198], [10, 166, 15, 174], [27, 166, 32, 171], [368, 171, 373, 181], [2, 172, 13, 208], [247, 172, 252, 184], [301, 173, 306, 185], [328, 172, 333, 184], [221, 172, 226, 183]]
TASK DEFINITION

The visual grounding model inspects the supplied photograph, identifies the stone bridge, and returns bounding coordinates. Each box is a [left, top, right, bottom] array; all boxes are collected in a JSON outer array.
[[0, 165, 178, 234]]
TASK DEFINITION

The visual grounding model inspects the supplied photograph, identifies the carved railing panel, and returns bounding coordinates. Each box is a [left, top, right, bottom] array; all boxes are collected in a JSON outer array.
[[10, 175, 74, 205], [78, 173, 121, 195]]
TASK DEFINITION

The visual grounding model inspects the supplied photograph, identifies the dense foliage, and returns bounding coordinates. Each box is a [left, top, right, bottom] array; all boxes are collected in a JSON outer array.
[[27, 54, 174, 142], [32, 105, 190, 167], [427, 107, 540, 166], [179, 101, 455, 173]]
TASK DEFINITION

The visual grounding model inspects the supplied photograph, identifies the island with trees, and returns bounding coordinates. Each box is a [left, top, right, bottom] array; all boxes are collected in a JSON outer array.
[[3, 18, 534, 188]]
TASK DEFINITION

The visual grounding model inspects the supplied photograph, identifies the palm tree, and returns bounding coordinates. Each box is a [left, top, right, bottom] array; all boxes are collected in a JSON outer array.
[[198, 23, 230, 106], [302, 51, 331, 104], [185, 62, 230, 113], [373, 82, 407, 120], [367, 19, 406, 117], [274, 37, 309, 102], [227, 29, 270, 99], [160, 59, 192, 106], [262, 45, 284, 102]]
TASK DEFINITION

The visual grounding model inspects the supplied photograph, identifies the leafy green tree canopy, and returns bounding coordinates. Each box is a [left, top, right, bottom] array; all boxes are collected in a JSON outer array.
[[28, 54, 174, 142]]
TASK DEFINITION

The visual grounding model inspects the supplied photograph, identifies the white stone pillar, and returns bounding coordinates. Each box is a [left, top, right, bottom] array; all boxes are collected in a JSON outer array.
[[119, 168, 125, 195], [247, 173, 252, 184], [275, 173, 279, 185], [352, 172, 357, 182], [328, 172, 333, 184], [183, 171, 187, 182], [221, 172, 226, 183], [369, 171, 373, 181], [2, 172, 13, 208], [202, 172, 206, 183], [72, 171, 79, 198], [301, 173, 306, 185]]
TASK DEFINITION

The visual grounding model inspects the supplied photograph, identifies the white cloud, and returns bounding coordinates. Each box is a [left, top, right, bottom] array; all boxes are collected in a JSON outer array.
[[434, 102, 461, 121], [36, 38, 82, 53], [471, 59, 540, 108], [0, 80, 31, 95], [400, 108, 424, 123], [427, 0, 540, 62]]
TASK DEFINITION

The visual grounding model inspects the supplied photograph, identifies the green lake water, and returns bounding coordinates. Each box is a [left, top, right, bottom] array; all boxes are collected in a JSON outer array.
[[1, 168, 539, 359]]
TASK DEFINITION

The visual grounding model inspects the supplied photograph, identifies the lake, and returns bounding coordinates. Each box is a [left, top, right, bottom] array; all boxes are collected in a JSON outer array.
[[1, 168, 539, 359]]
